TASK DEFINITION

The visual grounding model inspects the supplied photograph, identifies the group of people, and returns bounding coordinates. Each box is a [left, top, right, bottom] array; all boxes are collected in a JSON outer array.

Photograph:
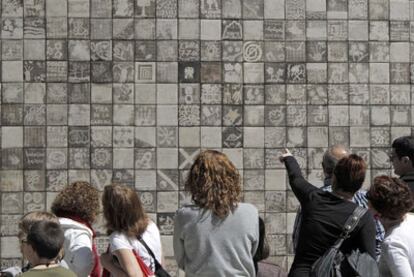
[[1, 136, 414, 277], [287, 136, 414, 277]]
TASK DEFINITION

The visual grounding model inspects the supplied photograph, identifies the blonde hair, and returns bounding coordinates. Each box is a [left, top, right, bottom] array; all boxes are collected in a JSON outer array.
[[185, 150, 241, 218]]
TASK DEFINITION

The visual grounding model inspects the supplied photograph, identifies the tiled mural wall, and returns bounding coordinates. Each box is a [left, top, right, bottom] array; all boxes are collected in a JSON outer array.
[[0, 0, 412, 274]]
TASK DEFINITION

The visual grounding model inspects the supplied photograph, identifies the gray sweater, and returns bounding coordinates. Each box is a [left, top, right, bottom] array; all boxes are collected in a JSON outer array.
[[173, 203, 259, 277]]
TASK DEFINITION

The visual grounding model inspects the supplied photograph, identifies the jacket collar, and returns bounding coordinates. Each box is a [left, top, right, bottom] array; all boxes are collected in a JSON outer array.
[[400, 171, 414, 181]]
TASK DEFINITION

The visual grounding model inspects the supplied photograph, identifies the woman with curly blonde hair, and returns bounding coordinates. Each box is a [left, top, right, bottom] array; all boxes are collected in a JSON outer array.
[[51, 181, 100, 277], [173, 150, 259, 277]]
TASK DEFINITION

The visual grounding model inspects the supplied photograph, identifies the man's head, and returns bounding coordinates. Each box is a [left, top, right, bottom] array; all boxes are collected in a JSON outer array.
[[21, 221, 64, 264], [391, 136, 414, 176], [322, 145, 350, 178]]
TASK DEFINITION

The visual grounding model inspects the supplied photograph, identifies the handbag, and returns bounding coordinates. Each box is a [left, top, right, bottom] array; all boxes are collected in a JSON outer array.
[[138, 237, 172, 277], [310, 206, 379, 277], [102, 246, 155, 277]]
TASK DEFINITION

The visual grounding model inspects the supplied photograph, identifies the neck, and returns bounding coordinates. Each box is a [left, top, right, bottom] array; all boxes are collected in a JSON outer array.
[[381, 216, 405, 232], [332, 189, 353, 201], [30, 259, 57, 269]]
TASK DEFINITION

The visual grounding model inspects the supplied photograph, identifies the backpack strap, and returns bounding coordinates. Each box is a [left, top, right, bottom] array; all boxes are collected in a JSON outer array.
[[137, 236, 162, 271], [332, 206, 367, 249]]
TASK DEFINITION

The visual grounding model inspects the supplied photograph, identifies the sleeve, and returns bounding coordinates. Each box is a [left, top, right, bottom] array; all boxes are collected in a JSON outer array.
[[110, 233, 134, 252], [357, 213, 377, 259], [65, 232, 94, 277], [283, 156, 318, 204], [382, 239, 414, 277], [173, 209, 186, 270], [292, 207, 302, 252], [251, 213, 260, 257]]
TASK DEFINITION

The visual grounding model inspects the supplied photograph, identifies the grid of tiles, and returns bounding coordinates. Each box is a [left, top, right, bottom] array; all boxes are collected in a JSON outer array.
[[0, 0, 413, 273]]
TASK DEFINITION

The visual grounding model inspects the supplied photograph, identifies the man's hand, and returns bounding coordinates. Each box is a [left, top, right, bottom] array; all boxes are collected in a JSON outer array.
[[279, 148, 292, 163]]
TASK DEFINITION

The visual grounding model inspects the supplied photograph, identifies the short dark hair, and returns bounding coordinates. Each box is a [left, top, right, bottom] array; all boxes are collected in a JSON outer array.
[[333, 154, 367, 194], [368, 176, 414, 220], [392, 136, 414, 165], [26, 221, 64, 260]]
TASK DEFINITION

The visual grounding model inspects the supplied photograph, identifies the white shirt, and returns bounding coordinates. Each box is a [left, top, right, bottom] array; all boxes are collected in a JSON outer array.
[[379, 213, 414, 277], [59, 217, 94, 277], [109, 221, 162, 272]]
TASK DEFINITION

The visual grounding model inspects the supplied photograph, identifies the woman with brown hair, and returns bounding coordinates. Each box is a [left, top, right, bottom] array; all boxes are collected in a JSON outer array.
[[51, 181, 101, 277], [100, 183, 162, 277], [173, 150, 259, 276], [367, 176, 414, 276], [279, 149, 376, 277]]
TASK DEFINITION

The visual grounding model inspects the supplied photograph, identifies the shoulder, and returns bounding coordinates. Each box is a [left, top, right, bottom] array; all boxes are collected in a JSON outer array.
[[110, 231, 129, 242], [56, 266, 77, 277], [236, 203, 258, 216], [59, 218, 93, 237], [384, 214, 414, 242], [145, 220, 160, 237], [175, 204, 200, 219], [356, 208, 375, 230]]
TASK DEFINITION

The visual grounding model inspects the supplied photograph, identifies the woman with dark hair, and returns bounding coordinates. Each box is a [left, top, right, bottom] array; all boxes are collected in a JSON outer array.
[[173, 150, 259, 276], [367, 176, 414, 276], [51, 181, 101, 277], [279, 149, 376, 277], [100, 183, 162, 276]]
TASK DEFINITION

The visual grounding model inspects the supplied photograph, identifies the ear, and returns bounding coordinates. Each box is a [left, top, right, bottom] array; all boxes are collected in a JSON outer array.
[[402, 156, 411, 165]]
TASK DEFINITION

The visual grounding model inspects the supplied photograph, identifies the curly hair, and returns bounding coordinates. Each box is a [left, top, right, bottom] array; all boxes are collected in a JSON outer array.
[[368, 176, 414, 220], [51, 181, 100, 224], [185, 150, 241, 218], [102, 183, 149, 237]]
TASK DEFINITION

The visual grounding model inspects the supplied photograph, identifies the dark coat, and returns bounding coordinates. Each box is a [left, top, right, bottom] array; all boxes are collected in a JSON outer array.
[[400, 172, 414, 193]]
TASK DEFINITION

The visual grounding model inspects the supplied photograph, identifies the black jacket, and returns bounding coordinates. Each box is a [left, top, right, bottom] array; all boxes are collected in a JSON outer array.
[[400, 172, 414, 193]]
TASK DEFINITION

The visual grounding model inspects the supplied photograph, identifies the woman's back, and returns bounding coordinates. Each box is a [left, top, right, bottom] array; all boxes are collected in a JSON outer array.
[[291, 190, 376, 277], [174, 203, 259, 277], [109, 221, 162, 272], [281, 155, 376, 277]]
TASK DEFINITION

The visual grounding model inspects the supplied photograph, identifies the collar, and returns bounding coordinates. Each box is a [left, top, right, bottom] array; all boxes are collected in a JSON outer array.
[[323, 177, 332, 188], [400, 171, 414, 181]]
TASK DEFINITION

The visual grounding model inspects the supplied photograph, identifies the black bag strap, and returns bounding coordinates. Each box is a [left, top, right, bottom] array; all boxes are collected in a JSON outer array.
[[332, 206, 367, 250], [137, 236, 162, 270]]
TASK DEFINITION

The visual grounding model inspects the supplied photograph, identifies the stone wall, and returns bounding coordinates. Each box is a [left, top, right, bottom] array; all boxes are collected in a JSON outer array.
[[0, 0, 410, 274]]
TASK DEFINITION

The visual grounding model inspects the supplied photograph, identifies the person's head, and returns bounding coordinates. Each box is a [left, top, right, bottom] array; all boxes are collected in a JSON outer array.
[[102, 183, 148, 237], [18, 212, 59, 242], [332, 154, 367, 194], [21, 221, 64, 264], [322, 145, 350, 178], [391, 136, 414, 176], [367, 176, 413, 221], [51, 181, 100, 224], [185, 150, 241, 218]]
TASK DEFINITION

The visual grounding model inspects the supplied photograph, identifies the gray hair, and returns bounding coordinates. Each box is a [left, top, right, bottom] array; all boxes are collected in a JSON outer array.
[[322, 145, 349, 176]]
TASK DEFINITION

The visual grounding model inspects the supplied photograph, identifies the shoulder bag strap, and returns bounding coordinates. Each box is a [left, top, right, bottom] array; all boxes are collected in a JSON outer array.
[[137, 237, 162, 270], [332, 206, 368, 250]]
